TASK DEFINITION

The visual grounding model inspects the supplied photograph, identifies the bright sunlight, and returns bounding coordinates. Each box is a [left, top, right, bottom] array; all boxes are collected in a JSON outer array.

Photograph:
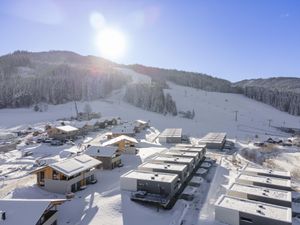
[[96, 27, 127, 60]]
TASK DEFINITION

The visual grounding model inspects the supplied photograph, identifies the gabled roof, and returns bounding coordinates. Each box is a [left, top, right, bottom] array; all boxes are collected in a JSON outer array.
[[56, 125, 79, 132], [102, 135, 138, 146], [85, 146, 118, 157], [0, 199, 66, 225], [50, 154, 101, 177], [135, 119, 148, 125]]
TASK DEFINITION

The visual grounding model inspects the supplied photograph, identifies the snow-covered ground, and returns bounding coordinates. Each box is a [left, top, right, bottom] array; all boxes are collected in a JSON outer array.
[[0, 74, 300, 225], [1, 81, 299, 141]]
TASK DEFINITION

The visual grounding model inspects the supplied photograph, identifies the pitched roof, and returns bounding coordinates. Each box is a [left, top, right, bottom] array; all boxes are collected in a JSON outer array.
[[50, 154, 101, 177], [135, 119, 148, 125], [102, 135, 138, 146], [85, 146, 118, 157], [0, 199, 65, 225]]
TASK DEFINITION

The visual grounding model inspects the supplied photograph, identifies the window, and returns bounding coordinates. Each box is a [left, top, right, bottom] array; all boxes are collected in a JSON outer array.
[[240, 217, 253, 223]]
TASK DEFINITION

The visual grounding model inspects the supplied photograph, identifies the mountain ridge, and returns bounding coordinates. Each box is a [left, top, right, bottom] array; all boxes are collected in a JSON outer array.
[[0, 50, 299, 115]]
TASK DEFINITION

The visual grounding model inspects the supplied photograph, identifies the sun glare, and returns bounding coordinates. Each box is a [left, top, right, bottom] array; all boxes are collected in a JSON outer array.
[[96, 28, 127, 60]]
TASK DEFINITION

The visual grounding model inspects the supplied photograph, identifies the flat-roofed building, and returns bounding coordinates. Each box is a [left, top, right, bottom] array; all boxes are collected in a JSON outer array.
[[227, 183, 292, 207], [243, 167, 291, 180], [138, 162, 189, 183], [151, 155, 195, 173], [47, 125, 79, 141], [175, 143, 206, 149], [120, 170, 180, 197], [169, 147, 206, 161], [0, 199, 66, 225], [160, 150, 201, 165], [199, 132, 226, 150], [215, 195, 292, 225], [31, 154, 102, 194], [158, 128, 182, 143], [236, 174, 291, 191]]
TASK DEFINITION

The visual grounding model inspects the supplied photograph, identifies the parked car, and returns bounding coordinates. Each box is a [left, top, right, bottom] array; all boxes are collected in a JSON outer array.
[[65, 140, 75, 146], [23, 151, 33, 157], [51, 140, 63, 146], [36, 138, 44, 143], [134, 191, 147, 198], [43, 138, 53, 143]]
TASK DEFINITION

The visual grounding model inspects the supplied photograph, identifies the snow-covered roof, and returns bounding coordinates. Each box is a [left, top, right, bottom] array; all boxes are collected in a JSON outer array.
[[138, 162, 187, 172], [0, 132, 17, 140], [175, 143, 206, 149], [244, 166, 291, 179], [199, 132, 226, 144], [102, 135, 138, 146], [85, 146, 118, 157], [111, 125, 135, 134], [162, 150, 199, 158], [236, 174, 291, 189], [151, 155, 194, 164], [56, 125, 79, 132], [229, 183, 292, 202], [159, 128, 182, 138], [122, 170, 178, 183], [50, 154, 101, 177], [0, 199, 65, 225], [215, 195, 292, 223], [135, 119, 148, 125]]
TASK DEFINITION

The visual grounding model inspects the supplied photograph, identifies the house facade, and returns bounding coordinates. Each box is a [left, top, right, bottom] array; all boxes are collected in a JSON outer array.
[[31, 154, 102, 194], [102, 135, 138, 154], [85, 146, 121, 169], [47, 125, 79, 141]]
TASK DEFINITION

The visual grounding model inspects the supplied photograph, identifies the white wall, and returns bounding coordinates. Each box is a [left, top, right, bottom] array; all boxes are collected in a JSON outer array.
[[215, 205, 239, 225], [120, 177, 137, 191]]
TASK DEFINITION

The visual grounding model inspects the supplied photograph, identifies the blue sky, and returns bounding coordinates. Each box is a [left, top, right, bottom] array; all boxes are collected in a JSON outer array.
[[0, 0, 299, 81]]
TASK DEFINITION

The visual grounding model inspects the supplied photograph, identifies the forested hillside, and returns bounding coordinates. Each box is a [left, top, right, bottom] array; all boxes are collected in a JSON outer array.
[[0, 51, 129, 108], [235, 78, 300, 116], [128, 64, 239, 93], [124, 83, 177, 116]]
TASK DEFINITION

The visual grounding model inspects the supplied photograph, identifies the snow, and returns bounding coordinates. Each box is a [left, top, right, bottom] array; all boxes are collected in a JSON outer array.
[[85, 146, 118, 157], [0, 199, 54, 225], [0, 71, 299, 225], [102, 135, 138, 146], [50, 154, 101, 177], [56, 125, 79, 132], [216, 194, 292, 222]]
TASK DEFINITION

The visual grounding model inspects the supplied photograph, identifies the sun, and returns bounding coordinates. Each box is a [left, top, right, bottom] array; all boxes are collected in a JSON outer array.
[[96, 27, 127, 60]]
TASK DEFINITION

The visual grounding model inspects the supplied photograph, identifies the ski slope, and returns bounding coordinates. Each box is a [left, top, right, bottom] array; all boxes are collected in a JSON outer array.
[[0, 71, 299, 141]]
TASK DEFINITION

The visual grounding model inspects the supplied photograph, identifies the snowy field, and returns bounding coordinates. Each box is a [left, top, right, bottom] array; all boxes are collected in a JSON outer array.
[[1, 81, 299, 141], [0, 77, 300, 225]]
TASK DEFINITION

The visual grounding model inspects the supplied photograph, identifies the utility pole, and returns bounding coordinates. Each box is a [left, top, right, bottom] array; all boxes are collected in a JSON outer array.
[[74, 101, 79, 119], [268, 119, 272, 128], [234, 110, 238, 122]]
